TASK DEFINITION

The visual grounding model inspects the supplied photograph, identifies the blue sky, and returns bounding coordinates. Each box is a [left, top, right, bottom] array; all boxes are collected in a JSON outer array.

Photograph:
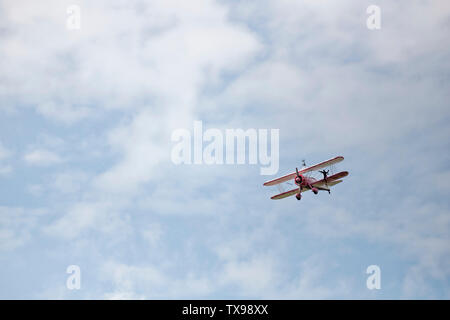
[[0, 0, 449, 299]]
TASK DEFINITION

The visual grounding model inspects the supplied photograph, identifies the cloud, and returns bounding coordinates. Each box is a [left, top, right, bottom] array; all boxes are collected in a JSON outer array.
[[43, 200, 131, 240], [219, 255, 277, 295], [0, 142, 13, 175], [52, 171, 89, 194], [0, 0, 261, 125], [140, 223, 163, 248], [0, 142, 11, 160], [279, 255, 352, 299], [0, 206, 47, 251], [0, 165, 12, 175], [24, 149, 63, 166], [298, 198, 450, 298], [101, 260, 213, 299], [36, 102, 92, 124]]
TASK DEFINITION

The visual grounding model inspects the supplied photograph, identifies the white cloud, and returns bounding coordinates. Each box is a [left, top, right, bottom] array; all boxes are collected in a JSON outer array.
[[0, 142, 11, 160], [0, 206, 47, 251], [140, 223, 163, 247], [279, 255, 352, 299], [0, 165, 12, 175], [43, 201, 131, 240], [52, 171, 89, 194], [28, 170, 90, 197], [299, 199, 450, 298], [0, 142, 13, 175], [24, 149, 63, 166], [36, 102, 92, 124], [0, 0, 261, 126], [220, 255, 276, 295], [101, 260, 213, 299]]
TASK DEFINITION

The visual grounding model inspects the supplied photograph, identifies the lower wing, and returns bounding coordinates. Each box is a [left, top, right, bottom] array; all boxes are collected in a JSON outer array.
[[312, 171, 348, 188]]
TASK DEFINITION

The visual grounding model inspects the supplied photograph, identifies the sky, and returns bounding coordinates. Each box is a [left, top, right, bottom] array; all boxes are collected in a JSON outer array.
[[0, 0, 449, 299]]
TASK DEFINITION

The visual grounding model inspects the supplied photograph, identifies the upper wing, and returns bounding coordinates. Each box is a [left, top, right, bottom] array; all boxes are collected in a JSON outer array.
[[263, 156, 344, 186], [298, 156, 344, 175]]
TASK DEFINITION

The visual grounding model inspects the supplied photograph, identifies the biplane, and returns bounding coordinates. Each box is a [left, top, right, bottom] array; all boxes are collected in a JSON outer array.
[[263, 156, 348, 200]]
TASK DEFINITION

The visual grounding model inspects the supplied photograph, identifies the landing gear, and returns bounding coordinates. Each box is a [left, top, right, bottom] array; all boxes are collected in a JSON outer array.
[[295, 168, 303, 201], [307, 183, 318, 195]]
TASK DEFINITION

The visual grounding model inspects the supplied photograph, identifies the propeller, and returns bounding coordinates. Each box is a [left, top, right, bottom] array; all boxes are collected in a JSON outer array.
[[295, 167, 302, 184]]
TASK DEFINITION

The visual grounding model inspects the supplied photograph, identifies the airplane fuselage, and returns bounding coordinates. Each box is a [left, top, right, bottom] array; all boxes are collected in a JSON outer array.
[[294, 174, 317, 189], [294, 174, 320, 200]]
